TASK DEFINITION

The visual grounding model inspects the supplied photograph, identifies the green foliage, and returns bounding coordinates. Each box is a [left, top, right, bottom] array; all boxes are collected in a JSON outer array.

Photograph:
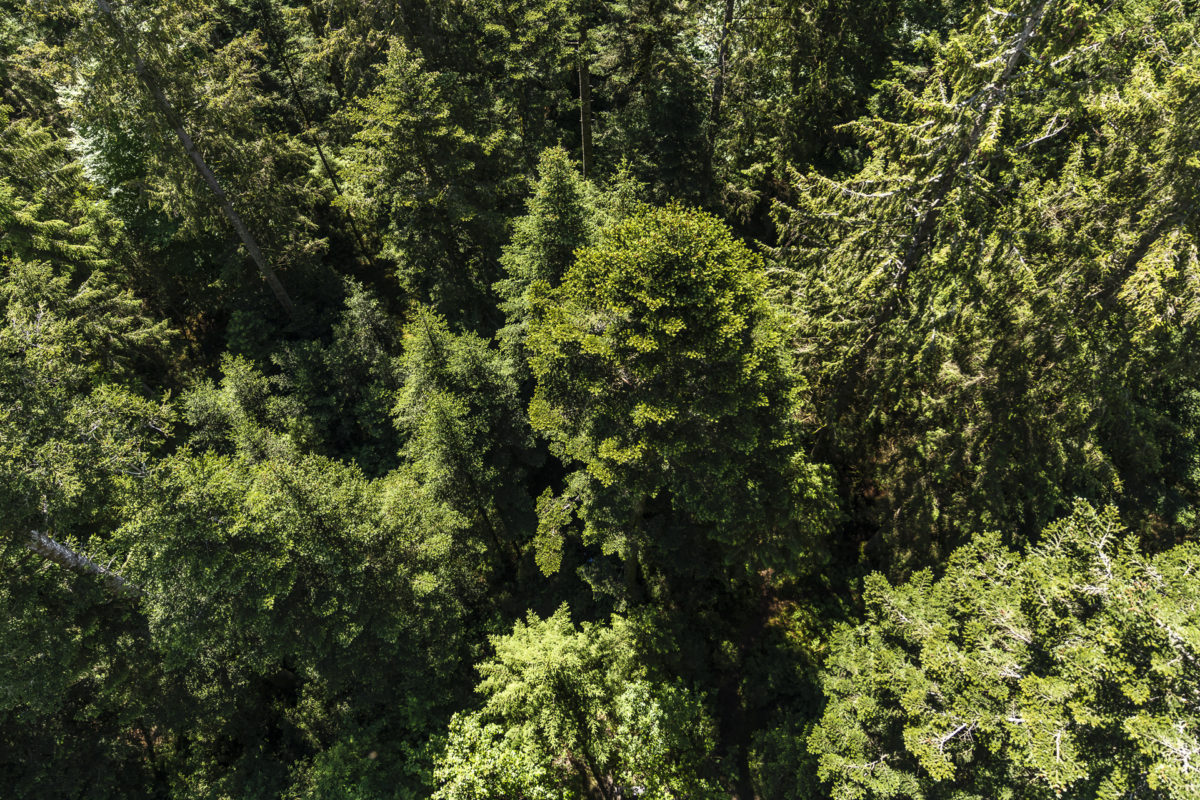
[[433, 606, 721, 800], [0, 107, 173, 797], [811, 502, 1200, 799], [711, 0, 958, 216], [528, 203, 834, 583], [774, 0, 1200, 570], [587, 0, 711, 201], [0, 213, 171, 542], [64, 0, 331, 321], [0, 552, 160, 799], [395, 307, 540, 565], [470, 0, 582, 161], [8, 2, 1200, 797], [186, 282, 405, 472], [496, 148, 650, 388], [0, 113, 112, 272], [496, 146, 597, 377], [339, 40, 520, 323], [501, 148, 595, 288], [270, 282, 406, 472], [108, 447, 479, 799]]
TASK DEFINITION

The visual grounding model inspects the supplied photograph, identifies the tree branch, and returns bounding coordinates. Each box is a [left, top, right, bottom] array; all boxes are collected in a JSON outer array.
[[93, 0, 299, 323], [26, 529, 140, 597]]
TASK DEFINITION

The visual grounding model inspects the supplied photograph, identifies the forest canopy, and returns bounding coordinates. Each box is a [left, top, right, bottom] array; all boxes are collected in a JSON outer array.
[[2, 0, 1199, 798]]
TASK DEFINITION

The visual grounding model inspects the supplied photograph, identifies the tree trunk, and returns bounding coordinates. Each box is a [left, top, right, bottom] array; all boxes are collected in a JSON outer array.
[[706, 0, 735, 184], [26, 530, 139, 597], [710, 0, 735, 123], [93, 0, 299, 323], [578, 27, 593, 179]]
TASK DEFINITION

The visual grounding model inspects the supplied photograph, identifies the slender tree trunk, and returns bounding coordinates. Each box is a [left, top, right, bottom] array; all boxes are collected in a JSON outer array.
[[255, 0, 380, 282], [26, 530, 139, 597], [710, 0, 735, 126], [578, 27, 593, 179], [93, 0, 299, 323], [706, 0, 735, 188]]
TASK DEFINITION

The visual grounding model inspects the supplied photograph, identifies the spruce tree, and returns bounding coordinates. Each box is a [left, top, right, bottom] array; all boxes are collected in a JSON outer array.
[[811, 502, 1200, 800], [774, 0, 1200, 570], [527, 203, 835, 597]]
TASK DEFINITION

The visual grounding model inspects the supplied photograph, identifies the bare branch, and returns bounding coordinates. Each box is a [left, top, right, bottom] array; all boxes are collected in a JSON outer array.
[[26, 530, 140, 597]]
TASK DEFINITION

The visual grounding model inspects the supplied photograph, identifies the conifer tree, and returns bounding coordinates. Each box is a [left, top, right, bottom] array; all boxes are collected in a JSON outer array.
[[395, 308, 540, 568], [811, 502, 1200, 800], [339, 40, 522, 325], [108, 446, 482, 799], [0, 112, 173, 797], [64, 0, 330, 324], [774, 0, 1200, 570], [6, 1, 1200, 796], [434, 606, 721, 800], [527, 204, 834, 595], [496, 146, 597, 381]]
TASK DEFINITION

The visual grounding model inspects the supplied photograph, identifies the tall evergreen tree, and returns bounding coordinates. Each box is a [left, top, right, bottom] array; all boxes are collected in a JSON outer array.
[[774, 0, 1200, 571], [496, 146, 597, 383], [395, 308, 540, 570], [527, 203, 835, 596], [811, 502, 1200, 800], [434, 606, 722, 800]]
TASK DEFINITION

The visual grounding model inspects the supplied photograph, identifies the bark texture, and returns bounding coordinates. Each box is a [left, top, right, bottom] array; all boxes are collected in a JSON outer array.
[[27, 529, 139, 596]]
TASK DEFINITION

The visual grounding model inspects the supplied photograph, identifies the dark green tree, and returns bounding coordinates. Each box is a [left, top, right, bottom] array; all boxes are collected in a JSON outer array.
[[495, 146, 597, 383], [706, 0, 959, 220], [395, 307, 540, 569], [107, 446, 483, 799], [339, 40, 522, 325], [773, 0, 1200, 571], [0, 117, 173, 797]]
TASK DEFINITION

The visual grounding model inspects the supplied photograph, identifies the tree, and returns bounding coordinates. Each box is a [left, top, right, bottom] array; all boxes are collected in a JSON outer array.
[[65, 0, 329, 325], [433, 606, 721, 800], [773, 0, 1200, 571], [495, 146, 598, 383], [269, 281, 407, 474], [0, 168, 171, 554], [811, 501, 1200, 799], [527, 203, 834, 593], [587, 0, 710, 202], [338, 40, 522, 325], [92, 0, 298, 320], [394, 307, 540, 568], [0, 115, 174, 797], [106, 446, 483, 799], [10, 1, 1200, 796], [706, 0, 958, 220], [0, 544, 162, 798]]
